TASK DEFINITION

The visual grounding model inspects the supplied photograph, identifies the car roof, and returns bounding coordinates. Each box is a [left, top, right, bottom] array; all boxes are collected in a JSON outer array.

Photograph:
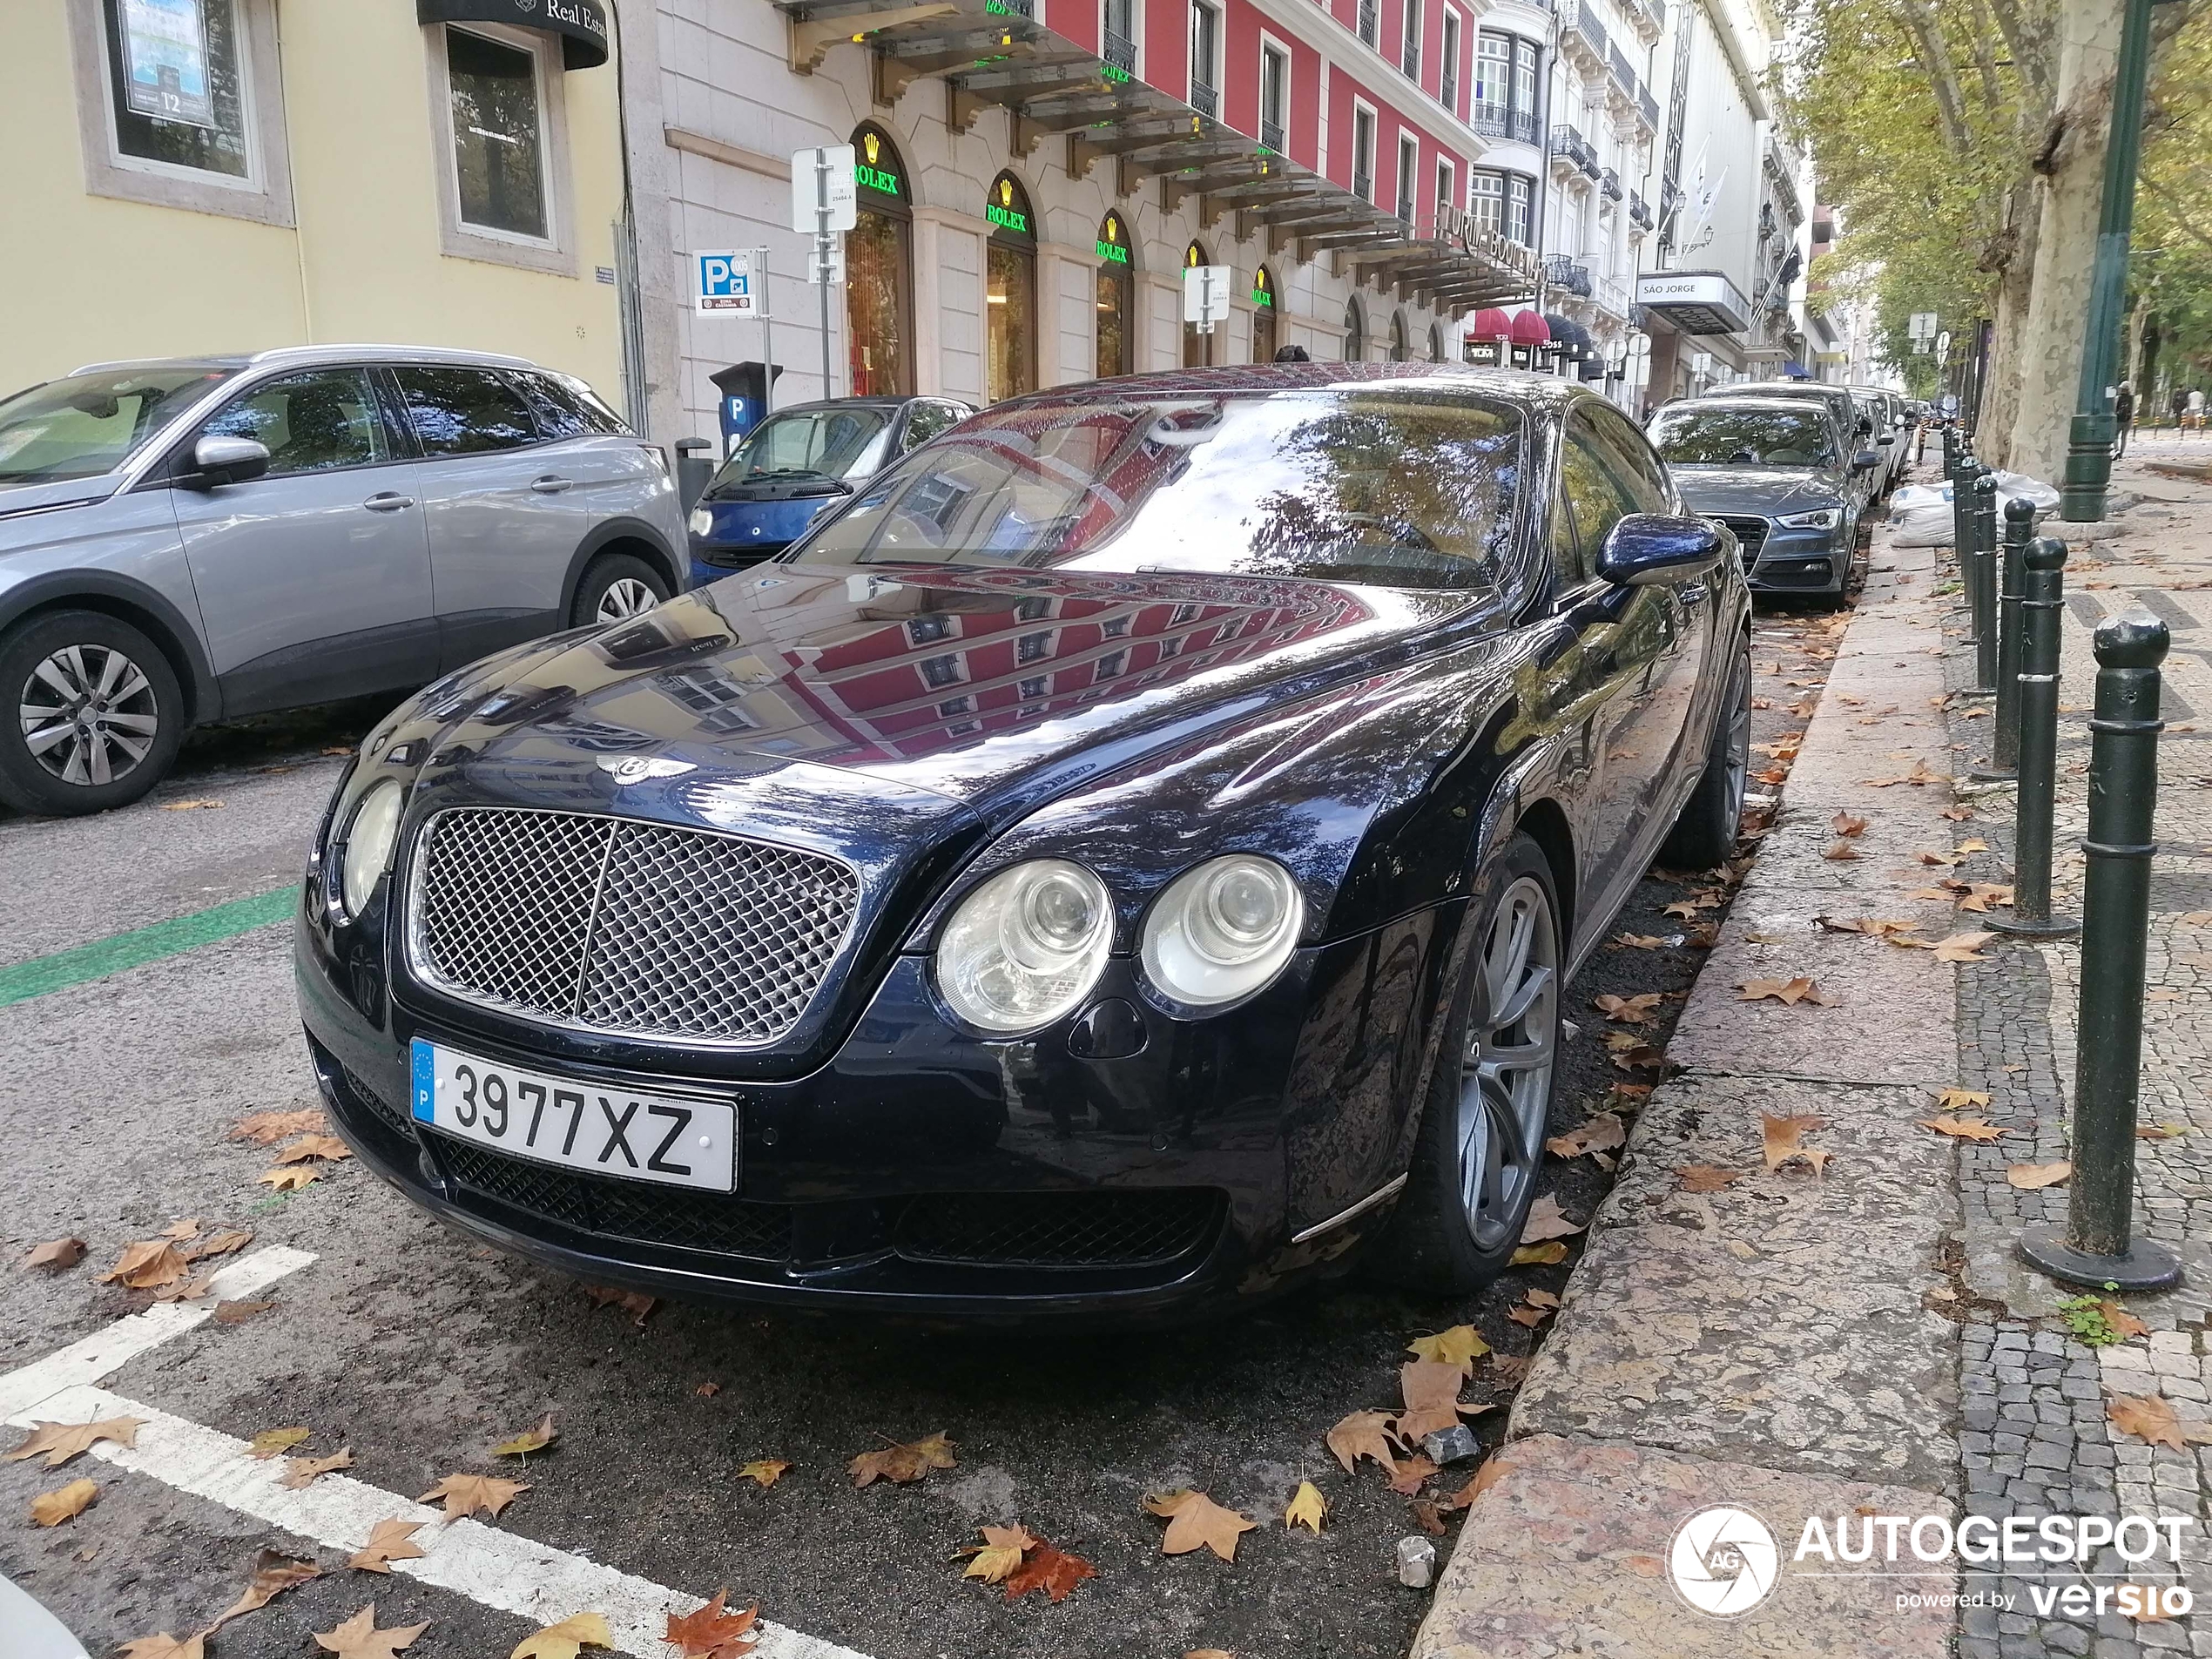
[[984, 360, 1599, 415], [756, 395, 945, 416], [1657, 396, 1838, 417], [68, 343, 541, 376]]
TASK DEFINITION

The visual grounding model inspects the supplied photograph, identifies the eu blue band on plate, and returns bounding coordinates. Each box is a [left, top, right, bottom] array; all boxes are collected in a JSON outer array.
[[412, 1038, 435, 1122]]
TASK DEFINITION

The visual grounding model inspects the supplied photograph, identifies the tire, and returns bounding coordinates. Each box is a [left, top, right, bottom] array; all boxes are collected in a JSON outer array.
[[0, 609, 185, 817], [1374, 832, 1562, 1294], [570, 553, 671, 630], [1659, 634, 1751, 869]]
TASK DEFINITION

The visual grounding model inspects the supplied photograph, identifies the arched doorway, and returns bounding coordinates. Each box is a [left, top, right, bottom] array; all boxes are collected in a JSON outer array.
[[1389, 310, 1410, 361], [1429, 320, 1448, 362], [1182, 241, 1214, 367], [846, 125, 914, 395], [1251, 265, 1278, 362], [1343, 295, 1366, 361], [1096, 209, 1135, 378], [985, 172, 1037, 402]]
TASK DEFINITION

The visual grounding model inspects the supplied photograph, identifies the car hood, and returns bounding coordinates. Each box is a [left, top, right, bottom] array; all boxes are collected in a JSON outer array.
[[0, 474, 122, 529], [408, 561, 1495, 833], [1670, 467, 1845, 517]]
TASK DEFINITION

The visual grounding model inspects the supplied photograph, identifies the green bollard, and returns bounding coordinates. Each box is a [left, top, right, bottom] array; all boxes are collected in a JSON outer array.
[[1971, 472, 2000, 688], [1991, 538, 2080, 941], [2017, 613, 2182, 1291], [1992, 496, 2036, 774], [1950, 455, 1976, 577]]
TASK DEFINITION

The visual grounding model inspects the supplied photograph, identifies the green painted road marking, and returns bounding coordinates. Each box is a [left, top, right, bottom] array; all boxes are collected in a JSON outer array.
[[0, 887, 295, 1009]]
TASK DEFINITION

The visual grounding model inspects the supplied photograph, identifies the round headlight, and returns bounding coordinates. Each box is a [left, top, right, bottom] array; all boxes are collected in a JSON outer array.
[[1140, 855, 1304, 1008], [339, 779, 405, 918], [936, 859, 1113, 1035]]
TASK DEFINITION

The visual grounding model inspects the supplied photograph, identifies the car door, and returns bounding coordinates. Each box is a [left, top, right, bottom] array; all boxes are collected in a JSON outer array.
[[386, 364, 578, 670], [514, 368, 669, 539], [168, 365, 436, 715]]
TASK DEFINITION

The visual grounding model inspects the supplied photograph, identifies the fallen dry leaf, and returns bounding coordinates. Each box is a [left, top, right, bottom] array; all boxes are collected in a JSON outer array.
[[1761, 1113, 1828, 1172], [848, 1432, 956, 1488], [24, 1238, 87, 1271], [213, 1298, 274, 1325], [2007, 1162, 2072, 1190], [960, 1525, 1037, 1585], [1510, 1241, 1568, 1265], [665, 1591, 759, 1658], [1929, 930, 1997, 962], [6, 1417, 143, 1468], [258, 1166, 323, 1192], [1521, 1193, 1586, 1243], [248, 1426, 313, 1460], [2110, 1394, 2187, 1452], [1405, 1325, 1489, 1369], [159, 798, 224, 811], [1545, 1113, 1625, 1160], [314, 1606, 429, 1659], [510, 1612, 614, 1659], [348, 1519, 426, 1575], [1004, 1538, 1099, 1602], [273, 1136, 354, 1166], [739, 1459, 790, 1488], [1397, 1359, 1483, 1440], [580, 1285, 658, 1326], [282, 1451, 354, 1489], [1409, 1498, 1447, 1534], [489, 1413, 558, 1460], [1820, 841, 1861, 861], [1676, 1164, 1743, 1192], [1447, 1453, 1515, 1508], [116, 1637, 203, 1659], [1920, 1115, 2006, 1143], [2098, 1301, 2151, 1341], [232, 1109, 329, 1145], [1285, 1480, 1328, 1534], [1611, 932, 1670, 949], [1325, 1409, 1400, 1474], [98, 1239, 191, 1290], [1386, 1453, 1440, 1495], [1144, 1489, 1258, 1561], [1831, 812, 1868, 837], [30, 1477, 98, 1527], [1593, 993, 1662, 1023], [693, 1382, 722, 1398], [1736, 976, 1837, 1007], [212, 1549, 322, 1629], [418, 1473, 529, 1520], [186, 1229, 253, 1263], [1931, 1087, 1992, 1110]]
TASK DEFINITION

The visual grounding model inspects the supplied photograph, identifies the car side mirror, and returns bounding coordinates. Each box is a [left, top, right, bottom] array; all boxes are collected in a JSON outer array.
[[1596, 513, 1724, 586], [185, 435, 271, 489], [1851, 449, 1879, 474], [1877, 433, 1895, 445]]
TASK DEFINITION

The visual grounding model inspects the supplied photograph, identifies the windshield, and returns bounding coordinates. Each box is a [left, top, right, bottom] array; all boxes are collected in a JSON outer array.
[[786, 390, 1524, 591], [1651, 406, 1837, 468], [0, 366, 235, 486], [708, 406, 894, 492]]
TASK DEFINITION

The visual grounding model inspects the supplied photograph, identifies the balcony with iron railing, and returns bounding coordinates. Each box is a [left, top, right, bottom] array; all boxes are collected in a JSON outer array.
[[1358, 0, 1378, 45], [1629, 190, 1653, 230], [1475, 105, 1541, 144], [1440, 70, 1457, 110], [1102, 27, 1136, 71], [1396, 185, 1414, 224], [1190, 78, 1217, 118], [1402, 38, 1420, 78], [1608, 44, 1635, 91], [1260, 116, 1285, 152], [1548, 123, 1591, 175], [1353, 168, 1373, 202], [1602, 167, 1622, 201], [1635, 84, 1659, 131], [1562, 0, 1608, 66], [1544, 255, 1594, 297], [1595, 276, 1633, 318]]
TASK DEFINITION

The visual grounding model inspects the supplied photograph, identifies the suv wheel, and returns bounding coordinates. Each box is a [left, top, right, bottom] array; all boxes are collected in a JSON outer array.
[[570, 554, 671, 629], [0, 610, 185, 817]]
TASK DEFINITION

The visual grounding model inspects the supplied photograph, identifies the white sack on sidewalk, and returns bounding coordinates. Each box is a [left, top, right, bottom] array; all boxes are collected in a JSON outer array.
[[1885, 470, 2060, 546]]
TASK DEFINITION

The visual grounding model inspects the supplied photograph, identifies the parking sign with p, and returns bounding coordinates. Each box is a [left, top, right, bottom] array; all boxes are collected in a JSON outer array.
[[696, 249, 761, 316]]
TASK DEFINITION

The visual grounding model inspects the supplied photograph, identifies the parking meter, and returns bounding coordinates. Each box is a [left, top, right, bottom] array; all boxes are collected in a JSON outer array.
[[711, 362, 783, 458]]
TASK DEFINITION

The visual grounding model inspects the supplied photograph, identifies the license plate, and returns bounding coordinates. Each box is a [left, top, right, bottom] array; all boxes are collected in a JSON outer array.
[[409, 1040, 737, 1193]]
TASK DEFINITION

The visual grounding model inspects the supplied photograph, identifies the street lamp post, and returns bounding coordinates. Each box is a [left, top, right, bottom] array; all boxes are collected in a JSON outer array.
[[2060, 0, 2164, 523]]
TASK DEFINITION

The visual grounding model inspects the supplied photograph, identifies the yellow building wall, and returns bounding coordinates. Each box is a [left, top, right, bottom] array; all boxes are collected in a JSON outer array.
[[0, 1, 624, 403]]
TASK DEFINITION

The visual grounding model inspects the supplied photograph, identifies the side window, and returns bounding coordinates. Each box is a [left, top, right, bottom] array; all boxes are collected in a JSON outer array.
[[391, 367, 537, 456], [1583, 406, 1672, 514], [1554, 411, 1642, 583], [518, 373, 626, 440], [200, 369, 386, 477], [900, 401, 962, 452]]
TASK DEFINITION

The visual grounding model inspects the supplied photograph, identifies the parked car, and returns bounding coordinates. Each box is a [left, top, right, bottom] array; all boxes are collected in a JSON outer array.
[[1700, 381, 1885, 512], [1649, 396, 1873, 604], [687, 396, 974, 585], [299, 362, 1752, 1322], [0, 347, 685, 817], [1844, 385, 1907, 490]]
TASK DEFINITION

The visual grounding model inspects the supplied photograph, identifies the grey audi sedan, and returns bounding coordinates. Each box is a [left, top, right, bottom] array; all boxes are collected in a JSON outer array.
[[0, 346, 686, 816]]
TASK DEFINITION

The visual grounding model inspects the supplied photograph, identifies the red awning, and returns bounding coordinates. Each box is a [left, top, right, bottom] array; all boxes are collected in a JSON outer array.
[[1467, 307, 1514, 341], [1508, 309, 1551, 345]]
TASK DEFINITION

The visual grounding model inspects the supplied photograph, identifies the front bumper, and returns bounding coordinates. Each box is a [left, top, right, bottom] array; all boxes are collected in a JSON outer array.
[[296, 887, 1444, 1325], [1723, 519, 1844, 596], [687, 535, 786, 588]]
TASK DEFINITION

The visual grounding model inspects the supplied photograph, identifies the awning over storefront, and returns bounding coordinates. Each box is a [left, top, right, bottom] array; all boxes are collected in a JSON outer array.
[[418, 0, 610, 69], [1634, 269, 1751, 335], [773, 0, 1537, 310]]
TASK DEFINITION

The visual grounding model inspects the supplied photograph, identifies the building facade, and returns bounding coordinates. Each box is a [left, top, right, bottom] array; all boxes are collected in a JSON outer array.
[[3, 0, 631, 400], [619, 0, 1540, 443]]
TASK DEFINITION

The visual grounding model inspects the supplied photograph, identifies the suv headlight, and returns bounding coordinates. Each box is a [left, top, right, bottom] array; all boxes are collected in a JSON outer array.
[[1776, 507, 1841, 529], [1140, 855, 1304, 1008], [687, 507, 713, 536], [339, 779, 405, 918], [936, 860, 1113, 1034]]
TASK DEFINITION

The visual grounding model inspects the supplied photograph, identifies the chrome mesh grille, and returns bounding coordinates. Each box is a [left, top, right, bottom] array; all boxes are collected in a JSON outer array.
[[409, 807, 860, 1044]]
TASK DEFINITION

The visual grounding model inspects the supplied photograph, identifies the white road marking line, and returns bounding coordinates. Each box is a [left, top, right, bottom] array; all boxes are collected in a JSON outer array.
[[0, 1245, 316, 1421], [9, 1386, 867, 1659]]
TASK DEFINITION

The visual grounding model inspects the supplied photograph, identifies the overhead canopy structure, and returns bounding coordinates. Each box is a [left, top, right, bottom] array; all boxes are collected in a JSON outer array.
[[775, 0, 1539, 310]]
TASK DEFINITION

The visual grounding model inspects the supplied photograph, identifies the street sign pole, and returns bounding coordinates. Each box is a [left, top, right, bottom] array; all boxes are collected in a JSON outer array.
[[760, 249, 774, 415], [792, 145, 856, 404], [815, 148, 833, 400]]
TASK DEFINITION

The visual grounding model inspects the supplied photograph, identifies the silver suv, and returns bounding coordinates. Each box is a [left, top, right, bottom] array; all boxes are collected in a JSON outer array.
[[0, 346, 686, 816]]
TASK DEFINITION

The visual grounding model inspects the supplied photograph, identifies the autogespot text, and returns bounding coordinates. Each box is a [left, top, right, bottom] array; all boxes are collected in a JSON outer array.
[[1794, 1513, 2195, 1621]]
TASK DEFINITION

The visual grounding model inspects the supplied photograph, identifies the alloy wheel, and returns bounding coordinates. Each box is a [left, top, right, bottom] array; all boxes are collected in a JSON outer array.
[[1456, 873, 1559, 1251], [596, 578, 659, 624], [17, 644, 162, 788], [1719, 649, 1753, 836]]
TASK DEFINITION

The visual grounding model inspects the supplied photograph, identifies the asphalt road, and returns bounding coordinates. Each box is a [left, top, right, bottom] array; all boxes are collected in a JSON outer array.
[[0, 602, 1843, 1659]]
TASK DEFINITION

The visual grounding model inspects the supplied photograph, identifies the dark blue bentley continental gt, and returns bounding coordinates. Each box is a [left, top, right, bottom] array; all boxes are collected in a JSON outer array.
[[296, 363, 1752, 1322]]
